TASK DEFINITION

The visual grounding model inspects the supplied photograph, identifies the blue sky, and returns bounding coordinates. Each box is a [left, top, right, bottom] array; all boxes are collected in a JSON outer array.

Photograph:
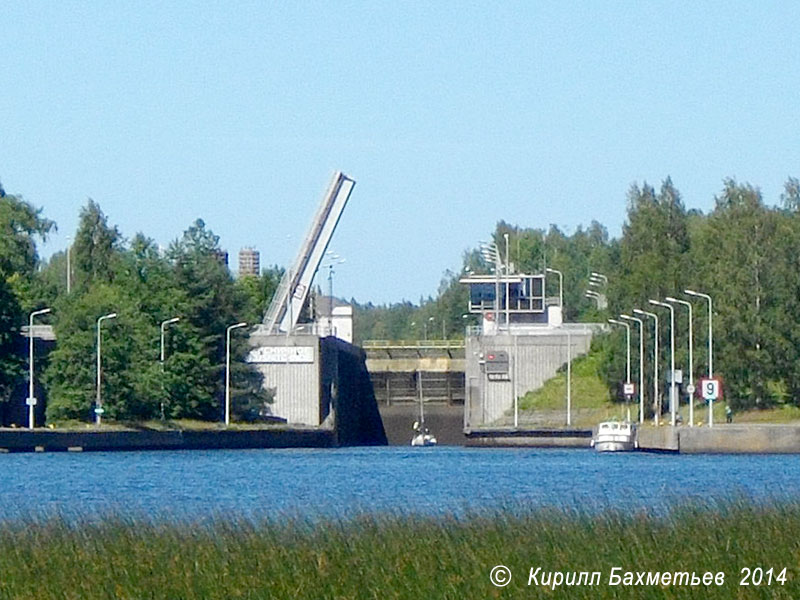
[[2, 2, 799, 304]]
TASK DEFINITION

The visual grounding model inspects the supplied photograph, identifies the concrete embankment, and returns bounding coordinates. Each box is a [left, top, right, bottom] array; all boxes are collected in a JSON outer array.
[[0, 428, 334, 453], [638, 424, 800, 454], [464, 428, 592, 448]]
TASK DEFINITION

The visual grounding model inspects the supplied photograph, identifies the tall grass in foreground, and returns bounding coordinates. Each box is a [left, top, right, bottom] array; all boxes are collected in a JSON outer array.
[[0, 501, 798, 599]]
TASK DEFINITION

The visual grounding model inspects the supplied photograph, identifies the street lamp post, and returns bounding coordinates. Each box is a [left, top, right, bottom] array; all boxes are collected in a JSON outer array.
[[28, 308, 52, 429], [586, 271, 608, 310], [585, 290, 602, 309], [322, 252, 345, 336], [634, 309, 660, 425], [566, 328, 572, 426], [667, 296, 694, 426], [96, 312, 118, 425], [589, 271, 608, 285], [608, 319, 631, 384], [650, 300, 676, 427], [225, 322, 248, 426], [621, 314, 645, 424], [504, 233, 510, 328], [160, 317, 180, 364], [480, 241, 501, 327], [685, 289, 714, 427], [546, 267, 563, 309], [160, 317, 180, 420], [609, 318, 631, 421]]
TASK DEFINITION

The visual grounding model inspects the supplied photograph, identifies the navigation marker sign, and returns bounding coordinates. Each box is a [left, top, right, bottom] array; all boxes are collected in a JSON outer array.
[[700, 378, 720, 400]]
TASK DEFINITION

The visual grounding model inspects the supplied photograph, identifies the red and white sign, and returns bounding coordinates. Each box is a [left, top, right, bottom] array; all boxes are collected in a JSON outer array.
[[700, 378, 721, 400]]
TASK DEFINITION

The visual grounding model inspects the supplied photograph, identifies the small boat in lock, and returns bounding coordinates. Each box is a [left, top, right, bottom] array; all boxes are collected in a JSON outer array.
[[591, 421, 637, 452]]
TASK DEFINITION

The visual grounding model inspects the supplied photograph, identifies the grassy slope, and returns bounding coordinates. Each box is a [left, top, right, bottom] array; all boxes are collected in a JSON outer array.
[[513, 352, 623, 428], [0, 504, 798, 599], [513, 349, 800, 428]]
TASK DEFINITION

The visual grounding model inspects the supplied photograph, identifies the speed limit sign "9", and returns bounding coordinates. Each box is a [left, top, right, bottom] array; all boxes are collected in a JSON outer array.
[[700, 378, 720, 400]]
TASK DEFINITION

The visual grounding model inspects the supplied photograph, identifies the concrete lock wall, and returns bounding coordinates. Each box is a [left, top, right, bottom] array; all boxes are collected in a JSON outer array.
[[247, 333, 322, 426], [465, 328, 594, 427], [638, 424, 800, 454], [247, 331, 387, 446], [320, 337, 387, 446]]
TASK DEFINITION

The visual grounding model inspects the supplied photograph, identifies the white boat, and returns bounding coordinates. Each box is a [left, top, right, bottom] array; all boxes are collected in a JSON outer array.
[[411, 369, 437, 446], [591, 421, 637, 452], [411, 421, 437, 446]]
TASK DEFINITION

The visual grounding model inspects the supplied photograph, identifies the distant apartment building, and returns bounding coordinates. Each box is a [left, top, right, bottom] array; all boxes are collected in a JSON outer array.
[[214, 249, 229, 266], [238, 247, 260, 277]]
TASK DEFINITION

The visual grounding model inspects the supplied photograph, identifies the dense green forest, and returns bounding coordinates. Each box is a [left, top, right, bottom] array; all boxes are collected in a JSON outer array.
[[1, 175, 800, 423], [354, 176, 800, 413], [0, 187, 279, 425]]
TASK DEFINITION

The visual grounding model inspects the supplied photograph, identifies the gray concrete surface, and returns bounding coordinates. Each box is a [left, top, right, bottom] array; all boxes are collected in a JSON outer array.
[[638, 424, 800, 453]]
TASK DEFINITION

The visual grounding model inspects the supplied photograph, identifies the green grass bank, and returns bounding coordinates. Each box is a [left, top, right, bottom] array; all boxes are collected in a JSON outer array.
[[1, 502, 799, 599], [515, 349, 800, 429]]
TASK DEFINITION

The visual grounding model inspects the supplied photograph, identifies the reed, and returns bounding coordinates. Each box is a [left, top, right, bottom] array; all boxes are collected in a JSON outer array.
[[0, 501, 797, 599]]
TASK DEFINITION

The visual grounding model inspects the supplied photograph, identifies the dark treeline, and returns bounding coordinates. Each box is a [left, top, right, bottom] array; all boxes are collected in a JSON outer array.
[[0, 189, 280, 425], [355, 176, 800, 412], [3, 176, 800, 419]]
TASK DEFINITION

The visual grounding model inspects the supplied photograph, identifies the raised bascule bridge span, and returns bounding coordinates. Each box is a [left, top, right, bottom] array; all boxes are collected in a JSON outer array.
[[246, 172, 386, 446]]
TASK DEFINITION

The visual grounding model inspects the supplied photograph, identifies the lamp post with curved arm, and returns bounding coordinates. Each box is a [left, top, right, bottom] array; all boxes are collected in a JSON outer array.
[[546, 267, 563, 309], [96, 312, 118, 425], [28, 308, 52, 429], [621, 313, 644, 424], [609, 317, 632, 421], [685, 289, 714, 427], [585, 290, 602, 309], [667, 296, 694, 426], [608, 318, 631, 384], [160, 317, 180, 420], [634, 308, 660, 425], [650, 300, 676, 427]]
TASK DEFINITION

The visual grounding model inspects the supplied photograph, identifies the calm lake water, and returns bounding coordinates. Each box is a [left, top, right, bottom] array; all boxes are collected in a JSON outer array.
[[2, 447, 800, 521]]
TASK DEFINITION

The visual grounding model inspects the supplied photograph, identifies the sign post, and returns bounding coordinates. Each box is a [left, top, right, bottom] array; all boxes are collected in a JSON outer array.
[[700, 378, 720, 428], [623, 383, 635, 422]]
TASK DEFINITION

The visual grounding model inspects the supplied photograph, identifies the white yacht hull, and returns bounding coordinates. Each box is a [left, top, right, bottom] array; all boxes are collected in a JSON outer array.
[[593, 439, 635, 452], [591, 421, 637, 452]]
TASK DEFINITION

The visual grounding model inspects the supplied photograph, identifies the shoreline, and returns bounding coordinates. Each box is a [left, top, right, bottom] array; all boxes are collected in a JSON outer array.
[[0, 427, 334, 452], [5, 422, 800, 454]]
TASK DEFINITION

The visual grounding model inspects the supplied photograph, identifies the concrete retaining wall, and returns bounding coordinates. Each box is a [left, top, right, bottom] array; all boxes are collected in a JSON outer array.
[[638, 424, 800, 454], [0, 428, 334, 453], [637, 427, 679, 452], [679, 425, 800, 454], [465, 327, 595, 427], [464, 428, 592, 448]]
